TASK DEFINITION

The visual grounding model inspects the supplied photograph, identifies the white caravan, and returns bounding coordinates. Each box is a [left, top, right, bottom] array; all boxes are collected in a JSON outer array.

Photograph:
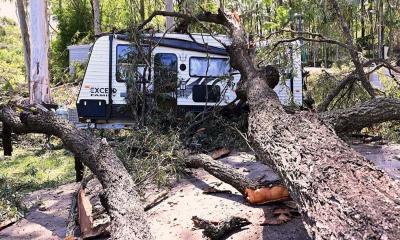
[[76, 33, 303, 124]]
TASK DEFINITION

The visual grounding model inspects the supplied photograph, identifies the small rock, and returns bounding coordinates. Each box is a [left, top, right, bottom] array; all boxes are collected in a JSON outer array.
[[38, 205, 47, 211]]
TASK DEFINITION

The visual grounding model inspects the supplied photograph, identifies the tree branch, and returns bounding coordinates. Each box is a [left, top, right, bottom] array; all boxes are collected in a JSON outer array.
[[0, 107, 153, 240], [319, 97, 400, 133]]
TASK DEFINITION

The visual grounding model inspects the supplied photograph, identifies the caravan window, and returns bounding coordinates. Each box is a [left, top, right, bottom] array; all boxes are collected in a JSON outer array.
[[154, 53, 178, 93], [116, 44, 148, 82], [189, 57, 230, 77]]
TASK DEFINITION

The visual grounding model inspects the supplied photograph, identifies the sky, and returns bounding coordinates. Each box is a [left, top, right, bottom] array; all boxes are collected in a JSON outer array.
[[0, 1, 18, 23]]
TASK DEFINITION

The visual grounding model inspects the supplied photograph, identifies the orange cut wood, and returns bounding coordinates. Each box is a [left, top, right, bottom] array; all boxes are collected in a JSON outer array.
[[245, 185, 291, 204], [77, 187, 93, 236]]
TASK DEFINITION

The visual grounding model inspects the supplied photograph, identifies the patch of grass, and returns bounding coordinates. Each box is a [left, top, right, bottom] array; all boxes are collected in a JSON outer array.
[[115, 128, 185, 191], [0, 147, 75, 222]]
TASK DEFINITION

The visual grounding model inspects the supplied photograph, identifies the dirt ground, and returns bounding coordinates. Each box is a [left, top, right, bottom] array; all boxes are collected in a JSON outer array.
[[0, 183, 79, 240], [147, 152, 310, 240], [1, 143, 400, 239]]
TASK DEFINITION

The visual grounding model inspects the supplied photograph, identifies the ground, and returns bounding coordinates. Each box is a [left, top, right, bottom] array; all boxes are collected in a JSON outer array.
[[147, 152, 309, 240], [0, 144, 75, 224], [1, 142, 399, 239], [0, 183, 78, 240]]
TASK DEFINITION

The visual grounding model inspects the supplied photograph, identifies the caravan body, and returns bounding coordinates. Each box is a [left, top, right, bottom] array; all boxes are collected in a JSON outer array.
[[76, 33, 303, 124]]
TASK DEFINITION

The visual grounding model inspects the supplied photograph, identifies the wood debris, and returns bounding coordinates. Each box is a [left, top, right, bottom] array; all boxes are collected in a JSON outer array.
[[192, 215, 251, 240], [245, 185, 291, 205], [144, 190, 169, 211], [202, 186, 232, 195], [210, 147, 231, 160]]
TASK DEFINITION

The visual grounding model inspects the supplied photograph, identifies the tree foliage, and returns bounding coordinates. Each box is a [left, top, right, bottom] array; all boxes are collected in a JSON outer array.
[[50, 0, 94, 84], [0, 17, 26, 98]]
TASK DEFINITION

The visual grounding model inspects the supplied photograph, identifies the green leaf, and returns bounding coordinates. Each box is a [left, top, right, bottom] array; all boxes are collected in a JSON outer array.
[[263, 21, 279, 30], [263, 0, 273, 7], [276, 6, 290, 26]]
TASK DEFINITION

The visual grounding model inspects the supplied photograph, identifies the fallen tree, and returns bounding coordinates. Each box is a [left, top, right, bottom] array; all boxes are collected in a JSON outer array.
[[186, 154, 290, 204], [0, 107, 152, 240], [319, 97, 400, 134], [142, 6, 400, 239]]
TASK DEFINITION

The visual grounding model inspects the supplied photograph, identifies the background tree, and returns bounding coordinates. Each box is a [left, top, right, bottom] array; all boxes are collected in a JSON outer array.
[[15, 0, 30, 86], [30, 0, 51, 104], [92, 0, 101, 35]]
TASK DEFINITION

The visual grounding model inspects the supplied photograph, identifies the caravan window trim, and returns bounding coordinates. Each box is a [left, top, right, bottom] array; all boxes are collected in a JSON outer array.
[[189, 56, 231, 78], [115, 44, 149, 83]]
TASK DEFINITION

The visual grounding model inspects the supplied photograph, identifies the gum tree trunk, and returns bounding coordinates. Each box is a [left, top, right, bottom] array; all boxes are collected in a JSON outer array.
[[92, 0, 101, 35], [30, 0, 51, 104], [16, 0, 30, 85]]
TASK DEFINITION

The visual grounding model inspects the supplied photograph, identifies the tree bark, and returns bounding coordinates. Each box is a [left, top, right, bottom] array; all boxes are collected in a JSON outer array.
[[0, 107, 152, 240], [185, 154, 258, 195], [192, 216, 251, 240], [30, 0, 51, 104], [185, 154, 290, 204], [165, 0, 174, 30], [92, 0, 101, 36], [74, 155, 84, 182], [319, 97, 400, 134], [15, 0, 30, 86]]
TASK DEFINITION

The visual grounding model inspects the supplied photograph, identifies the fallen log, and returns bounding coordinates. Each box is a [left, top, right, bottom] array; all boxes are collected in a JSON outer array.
[[186, 154, 290, 204], [319, 97, 400, 134], [191, 215, 251, 240], [0, 107, 152, 240]]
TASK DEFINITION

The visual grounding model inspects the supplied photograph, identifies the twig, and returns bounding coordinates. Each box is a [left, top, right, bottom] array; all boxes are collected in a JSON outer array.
[[144, 190, 169, 211]]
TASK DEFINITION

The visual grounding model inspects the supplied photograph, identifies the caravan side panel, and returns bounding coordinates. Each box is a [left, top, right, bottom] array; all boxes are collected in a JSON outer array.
[[76, 36, 111, 120]]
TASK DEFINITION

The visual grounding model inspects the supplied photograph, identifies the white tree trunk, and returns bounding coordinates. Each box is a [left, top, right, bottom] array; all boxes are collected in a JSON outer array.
[[165, 0, 174, 30], [30, 0, 51, 104], [16, 0, 30, 86], [92, 0, 101, 36]]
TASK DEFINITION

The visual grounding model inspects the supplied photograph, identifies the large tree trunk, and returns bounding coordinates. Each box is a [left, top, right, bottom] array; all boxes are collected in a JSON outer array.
[[165, 0, 174, 30], [247, 77, 400, 239], [92, 0, 101, 35], [30, 0, 51, 104], [222, 12, 400, 239], [0, 107, 152, 240], [15, 0, 30, 86]]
